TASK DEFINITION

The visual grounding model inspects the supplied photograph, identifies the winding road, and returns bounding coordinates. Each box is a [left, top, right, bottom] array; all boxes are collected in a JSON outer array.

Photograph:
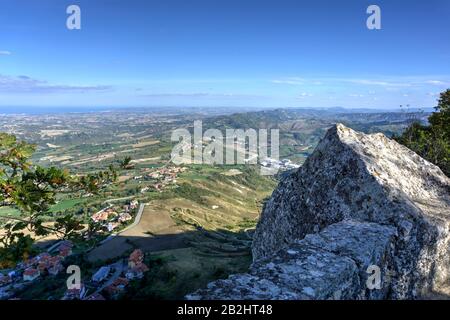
[[99, 203, 146, 245]]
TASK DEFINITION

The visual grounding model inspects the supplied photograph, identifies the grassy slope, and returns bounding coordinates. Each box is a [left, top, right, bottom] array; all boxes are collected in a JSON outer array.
[[88, 164, 276, 299]]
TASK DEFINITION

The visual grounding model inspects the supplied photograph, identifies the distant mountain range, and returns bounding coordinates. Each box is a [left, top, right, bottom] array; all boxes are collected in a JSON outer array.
[[0, 105, 435, 116]]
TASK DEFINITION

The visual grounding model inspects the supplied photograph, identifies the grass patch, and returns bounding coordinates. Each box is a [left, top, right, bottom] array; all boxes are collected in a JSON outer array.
[[49, 198, 85, 213], [0, 206, 22, 217]]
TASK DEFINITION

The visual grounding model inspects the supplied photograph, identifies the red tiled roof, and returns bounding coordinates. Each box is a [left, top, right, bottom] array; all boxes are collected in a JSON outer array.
[[113, 277, 129, 286], [129, 249, 144, 263], [37, 253, 51, 260], [131, 262, 149, 273], [59, 247, 72, 257], [23, 268, 39, 276]]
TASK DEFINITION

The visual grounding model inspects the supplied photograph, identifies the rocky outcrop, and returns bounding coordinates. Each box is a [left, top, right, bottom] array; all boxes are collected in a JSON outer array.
[[188, 124, 450, 300], [187, 220, 397, 300], [252, 123, 449, 298]]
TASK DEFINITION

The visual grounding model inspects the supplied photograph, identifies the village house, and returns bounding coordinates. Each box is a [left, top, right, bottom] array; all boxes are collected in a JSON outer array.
[[107, 222, 119, 232], [92, 210, 109, 223], [36, 252, 51, 261], [37, 257, 50, 273], [126, 263, 149, 280], [28, 254, 64, 276], [148, 172, 161, 179], [118, 212, 132, 223], [63, 283, 86, 300], [126, 249, 149, 280], [3, 240, 74, 290], [129, 200, 139, 210], [92, 208, 118, 223], [145, 166, 187, 192], [128, 249, 144, 268], [92, 266, 111, 283], [23, 268, 40, 282], [58, 241, 73, 257], [104, 277, 129, 298], [47, 256, 64, 276]]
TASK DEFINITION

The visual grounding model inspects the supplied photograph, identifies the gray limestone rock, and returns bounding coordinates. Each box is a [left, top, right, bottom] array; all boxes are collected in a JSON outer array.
[[187, 220, 396, 300], [252, 124, 449, 298]]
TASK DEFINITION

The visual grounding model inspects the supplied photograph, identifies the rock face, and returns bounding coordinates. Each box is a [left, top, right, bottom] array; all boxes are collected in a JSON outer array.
[[187, 220, 397, 300], [188, 124, 450, 300]]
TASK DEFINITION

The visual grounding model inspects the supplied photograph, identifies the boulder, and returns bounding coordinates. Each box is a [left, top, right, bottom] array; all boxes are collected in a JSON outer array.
[[252, 124, 450, 298]]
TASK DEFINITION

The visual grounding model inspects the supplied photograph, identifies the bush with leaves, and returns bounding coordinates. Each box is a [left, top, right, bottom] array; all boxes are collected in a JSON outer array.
[[0, 133, 117, 267], [395, 89, 449, 176], [119, 156, 133, 170]]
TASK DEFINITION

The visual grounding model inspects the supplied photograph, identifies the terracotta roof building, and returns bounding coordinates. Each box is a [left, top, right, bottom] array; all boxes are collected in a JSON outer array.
[[23, 268, 40, 282]]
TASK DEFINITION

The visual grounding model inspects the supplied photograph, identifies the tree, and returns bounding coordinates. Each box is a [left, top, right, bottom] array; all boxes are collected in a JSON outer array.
[[108, 164, 118, 182], [395, 89, 449, 176], [119, 156, 133, 169], [0, 133, 116, 267]]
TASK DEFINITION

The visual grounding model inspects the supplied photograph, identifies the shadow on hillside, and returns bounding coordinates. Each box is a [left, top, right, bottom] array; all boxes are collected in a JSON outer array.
[[33, 226, 450, 301], [85, 226, 253, 262]]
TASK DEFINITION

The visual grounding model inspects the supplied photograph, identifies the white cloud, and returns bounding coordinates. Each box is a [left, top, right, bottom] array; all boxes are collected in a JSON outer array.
[[271, 76, 425, 88], [0, 50, 11, 56], [346, 79, 412, 87], [425, 80, 448, 86], [297, 92, 313, 99], [271, 77, 305, 85], [0, 74, 112, 93]]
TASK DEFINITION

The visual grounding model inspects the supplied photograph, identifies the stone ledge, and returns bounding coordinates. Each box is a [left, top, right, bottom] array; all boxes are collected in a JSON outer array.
[[187, 220, 396, 300]]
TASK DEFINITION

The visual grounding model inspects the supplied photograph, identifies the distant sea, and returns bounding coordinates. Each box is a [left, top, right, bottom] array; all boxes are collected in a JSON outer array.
[[0, 106, 116, 115]]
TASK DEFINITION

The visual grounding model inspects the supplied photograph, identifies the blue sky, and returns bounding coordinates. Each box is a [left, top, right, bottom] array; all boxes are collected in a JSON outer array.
[[0, 0, 449, 109]]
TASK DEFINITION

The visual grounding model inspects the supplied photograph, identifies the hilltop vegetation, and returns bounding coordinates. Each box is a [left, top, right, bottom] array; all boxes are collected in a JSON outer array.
[[395, 89, 449, 176]]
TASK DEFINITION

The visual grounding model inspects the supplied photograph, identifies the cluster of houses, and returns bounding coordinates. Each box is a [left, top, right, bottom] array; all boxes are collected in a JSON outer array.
[[126, 249, 149, 280], [0, 241, 74, 299], [1, 198, 151, 301], [62, 249, 149, 300], [260, 158, 301, 171], [18, 241, 72, 282], [139, 166, 186, 192], [91, 200, 139, 232]]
